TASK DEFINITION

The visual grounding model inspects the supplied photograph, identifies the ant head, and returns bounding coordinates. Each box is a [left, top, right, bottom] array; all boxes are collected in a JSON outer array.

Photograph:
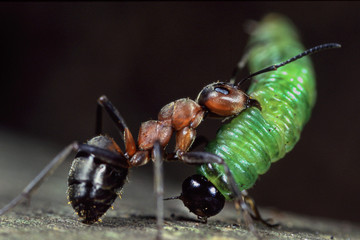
[[196, 82, 259, 117], [165, 174, 225, 218]]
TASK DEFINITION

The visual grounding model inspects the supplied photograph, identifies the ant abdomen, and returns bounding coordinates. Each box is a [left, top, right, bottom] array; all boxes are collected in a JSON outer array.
[[67, 136, 128, 223]]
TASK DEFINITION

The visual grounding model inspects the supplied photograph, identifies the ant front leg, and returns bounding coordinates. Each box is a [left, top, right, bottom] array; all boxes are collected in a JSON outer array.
[[96, 95, 137, 157], [179, 151, 261, 239]]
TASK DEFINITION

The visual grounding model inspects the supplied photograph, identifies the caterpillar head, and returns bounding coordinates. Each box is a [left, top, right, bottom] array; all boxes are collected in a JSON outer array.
[[196, 82, 260, 117], [165, 174, 225, 220]]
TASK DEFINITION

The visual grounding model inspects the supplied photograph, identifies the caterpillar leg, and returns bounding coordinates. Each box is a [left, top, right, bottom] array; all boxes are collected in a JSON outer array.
[[179, 151, 261, 239], [242, 192, 279, 227]]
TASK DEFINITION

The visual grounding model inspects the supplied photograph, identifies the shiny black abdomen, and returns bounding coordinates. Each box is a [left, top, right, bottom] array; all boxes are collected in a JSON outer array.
[[67, 136, 128, 224]]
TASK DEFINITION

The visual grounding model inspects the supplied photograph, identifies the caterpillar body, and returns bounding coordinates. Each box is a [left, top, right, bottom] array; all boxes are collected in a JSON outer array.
[[198, 14, 317, 199]]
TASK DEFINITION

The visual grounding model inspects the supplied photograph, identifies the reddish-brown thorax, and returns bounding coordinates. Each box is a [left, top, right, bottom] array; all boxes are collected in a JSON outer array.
[[137, 98, 204, 152], [122, 82, 254, 168]]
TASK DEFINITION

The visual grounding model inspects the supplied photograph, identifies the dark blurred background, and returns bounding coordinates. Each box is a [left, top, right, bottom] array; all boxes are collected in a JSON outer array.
[[0, 2, 359, 223]]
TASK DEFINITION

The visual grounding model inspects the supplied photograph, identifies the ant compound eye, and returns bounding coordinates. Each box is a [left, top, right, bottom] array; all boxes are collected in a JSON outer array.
[[196, 82, 231, 107], [214, 87, 229, 95], [179, 174, 225, 218]]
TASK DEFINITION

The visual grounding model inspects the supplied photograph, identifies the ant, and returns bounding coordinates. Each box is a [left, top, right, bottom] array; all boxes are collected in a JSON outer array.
[[0, 43, 340, 240]]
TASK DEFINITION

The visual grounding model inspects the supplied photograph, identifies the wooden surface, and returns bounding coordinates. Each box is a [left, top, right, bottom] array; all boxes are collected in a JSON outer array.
[[0, 129, 359, 240]]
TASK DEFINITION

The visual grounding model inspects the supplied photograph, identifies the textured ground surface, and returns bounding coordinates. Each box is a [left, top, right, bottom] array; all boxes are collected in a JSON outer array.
[[0, 130, 359, 240]]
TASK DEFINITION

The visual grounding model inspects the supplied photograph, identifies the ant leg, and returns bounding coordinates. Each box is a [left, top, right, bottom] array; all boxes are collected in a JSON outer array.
[[243, 192, 279, 227], [153, 141, 164, 240], [0, 142, 130, 216], [77, 143, 130, 168], [167, 135, 210, 161], [0, 142, 79, 216], [96, 95, 136, 156], [180, 151, 261, 239]]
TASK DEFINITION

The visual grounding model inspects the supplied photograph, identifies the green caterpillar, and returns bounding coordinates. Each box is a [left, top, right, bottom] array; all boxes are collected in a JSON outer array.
[[198, 14, 318, 199]]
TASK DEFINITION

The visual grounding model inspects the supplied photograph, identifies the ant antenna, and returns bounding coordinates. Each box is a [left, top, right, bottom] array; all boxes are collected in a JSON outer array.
[[236, 43, 341, 88]]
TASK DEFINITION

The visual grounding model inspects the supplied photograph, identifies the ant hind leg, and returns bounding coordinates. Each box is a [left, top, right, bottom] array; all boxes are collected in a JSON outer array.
[[153, 141, 164, 240], [96, 95, 136, 156], [0, 142, 79, 216], [0, 141, 130, 217]]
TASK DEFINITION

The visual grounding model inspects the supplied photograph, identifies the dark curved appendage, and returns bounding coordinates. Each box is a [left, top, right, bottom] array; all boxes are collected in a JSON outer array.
[[77, 143, 129, 168], [96, 95, 136, 156], [96, 95, 128, 135], [237, 43, 341, 87]]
